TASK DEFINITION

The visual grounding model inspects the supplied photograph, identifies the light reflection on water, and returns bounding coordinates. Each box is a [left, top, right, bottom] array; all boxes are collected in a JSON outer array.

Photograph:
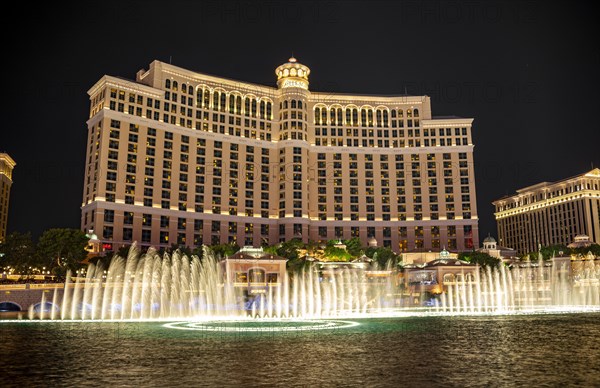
[[1, 313, 599, 386]]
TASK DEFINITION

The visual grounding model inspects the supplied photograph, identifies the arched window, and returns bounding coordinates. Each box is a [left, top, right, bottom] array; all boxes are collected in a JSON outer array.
[[398, 109, 403, 118], [172, 81, 178, 91], [283, 100, 288, 109], [352, 109, 358, 125], [443, 273, 455, 283], [229, 95, 235, 114], [321, 109, 327, 124], [266, 102, 272, 119], [220, 93, 226, 112], [196, 88, 203, 108], [251, 99, 257, 117], [213, 91, 219, 110], [336, 108, 342, 124], [236, 96, 242, 114], [244, 98, 250, 116], [291, 100, 297, 109], [346, 109, 351, 125], [391, 109, 397, 118], [361, 109, 367, 127], [413, 108, 419, 117], [376, 110, 383, 127], [330, 109, 335, 123], [259, 101, 266, 118], [298, 100, 303, 109], [407, 109, 412, 118], [188, 86, 193, 95], [383, 110, 389, 127], [203, 89, 210, 108], [367, 110, 374, 126], [181, 84, 187, 93], [315, 107, 321, 125], [165, 79, 171, 89]]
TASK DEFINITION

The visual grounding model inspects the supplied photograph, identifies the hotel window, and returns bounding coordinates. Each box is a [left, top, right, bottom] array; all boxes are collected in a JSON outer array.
[[104, 210, 115, 223], [103, 226, 113, 239], [123, 228, 133, 241], [124, 212, 134, 225]]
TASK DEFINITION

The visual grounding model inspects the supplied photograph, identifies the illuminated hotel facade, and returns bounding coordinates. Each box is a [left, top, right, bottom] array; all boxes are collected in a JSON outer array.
[[81, 58, 479, 253], [0, 153, 16, 243], [493, 169, 600, 254]]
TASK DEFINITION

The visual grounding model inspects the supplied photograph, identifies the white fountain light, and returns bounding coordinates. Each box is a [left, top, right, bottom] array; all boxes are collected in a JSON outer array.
[[163, 319, 360, 332]]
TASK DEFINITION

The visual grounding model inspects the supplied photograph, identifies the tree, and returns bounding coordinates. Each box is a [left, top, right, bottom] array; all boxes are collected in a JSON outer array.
[[275, 239, 304, 261], [524, 244, 569, 261], [36, 229, 89, 276], [323, 245, 352, 261], [571, 244, 600, 258], [365, 246, 400, 268], [343, 237, 364, 257], [457, 251, 501, 268], [209, 243, 240, 259], [0, 231, 38, 274]]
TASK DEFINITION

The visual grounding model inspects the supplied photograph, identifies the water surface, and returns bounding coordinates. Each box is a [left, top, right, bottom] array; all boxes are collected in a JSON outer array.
[[1, 313, 599, 387]]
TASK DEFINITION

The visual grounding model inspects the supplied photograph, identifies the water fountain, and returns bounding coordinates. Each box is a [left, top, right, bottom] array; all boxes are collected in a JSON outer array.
[[27, 244, 600, 320]]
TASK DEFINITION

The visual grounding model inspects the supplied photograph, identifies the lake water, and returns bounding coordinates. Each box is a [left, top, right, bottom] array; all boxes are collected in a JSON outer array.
[[1, 313, 599, 387]]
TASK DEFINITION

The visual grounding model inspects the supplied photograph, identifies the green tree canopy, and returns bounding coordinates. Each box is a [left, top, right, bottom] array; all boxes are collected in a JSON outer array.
[[0, 231, 38, 273], [365, 246, 401, 268], [343, 237, 364, 257], [275, 238, 304, 261], [36, 228, 89, 275], [523, 244, 570, 261], [457, 251, 501, 268], [570, 244, 600, 258], [208, 243, 240, 259], [323, 245, 352, 262]]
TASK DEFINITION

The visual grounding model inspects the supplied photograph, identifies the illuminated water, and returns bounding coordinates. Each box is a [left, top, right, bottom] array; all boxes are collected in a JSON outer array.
[[1, 314, 599, 386], [29, 245, 599, 320]]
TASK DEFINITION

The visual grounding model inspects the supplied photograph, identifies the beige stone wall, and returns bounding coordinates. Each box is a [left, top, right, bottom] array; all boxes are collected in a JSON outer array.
[[494, 170, 600, 254], [0, 153, 15, 243], [81, 61, 479, 253]]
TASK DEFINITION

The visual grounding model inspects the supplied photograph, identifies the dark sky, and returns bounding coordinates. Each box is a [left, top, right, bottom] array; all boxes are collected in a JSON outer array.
[[4, 1, 599, 241]]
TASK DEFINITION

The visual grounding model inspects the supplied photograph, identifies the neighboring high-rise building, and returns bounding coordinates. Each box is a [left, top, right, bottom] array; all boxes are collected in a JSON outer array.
[[493, 169, 600, 254], [81, 58, 479, 253], [0, 153, 16, 243]]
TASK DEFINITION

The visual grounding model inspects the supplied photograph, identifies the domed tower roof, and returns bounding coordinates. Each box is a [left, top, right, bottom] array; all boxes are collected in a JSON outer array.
[[483, 235, 497, 244], [275, 56, 311, 90]]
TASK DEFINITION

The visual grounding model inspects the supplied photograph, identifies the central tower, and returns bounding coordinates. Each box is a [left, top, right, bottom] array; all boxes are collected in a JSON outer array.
[[275, 57, 311, 242]]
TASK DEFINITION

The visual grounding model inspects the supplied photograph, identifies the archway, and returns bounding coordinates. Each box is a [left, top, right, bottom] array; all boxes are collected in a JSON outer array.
[[32, 302, 60, 313], [0, 301, 22, 312]]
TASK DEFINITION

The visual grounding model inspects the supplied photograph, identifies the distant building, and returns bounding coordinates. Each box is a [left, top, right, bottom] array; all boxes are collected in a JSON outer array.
[[493, 169, 600, 255], [81, 57, 479, 254], [477, 235, 517, 262], [567, 234, 595, 249], [402, 249, 479, 297], [0, 153, 16, 243], [401, 250, 458, 265], [221, 246, 287, 297]]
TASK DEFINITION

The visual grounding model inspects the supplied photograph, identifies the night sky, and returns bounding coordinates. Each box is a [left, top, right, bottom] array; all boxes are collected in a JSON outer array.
[[4, 1, 599, 241]]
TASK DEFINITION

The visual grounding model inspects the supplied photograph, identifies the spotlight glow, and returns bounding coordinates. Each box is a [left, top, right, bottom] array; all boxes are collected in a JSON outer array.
[[163, 319, 360, 332]]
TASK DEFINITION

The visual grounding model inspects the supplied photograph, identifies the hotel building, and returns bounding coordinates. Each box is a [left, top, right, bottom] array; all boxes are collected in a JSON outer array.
[[81, 58, 479, 253], [0, 153, 16, 243], [493, 169, 600, 254]]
